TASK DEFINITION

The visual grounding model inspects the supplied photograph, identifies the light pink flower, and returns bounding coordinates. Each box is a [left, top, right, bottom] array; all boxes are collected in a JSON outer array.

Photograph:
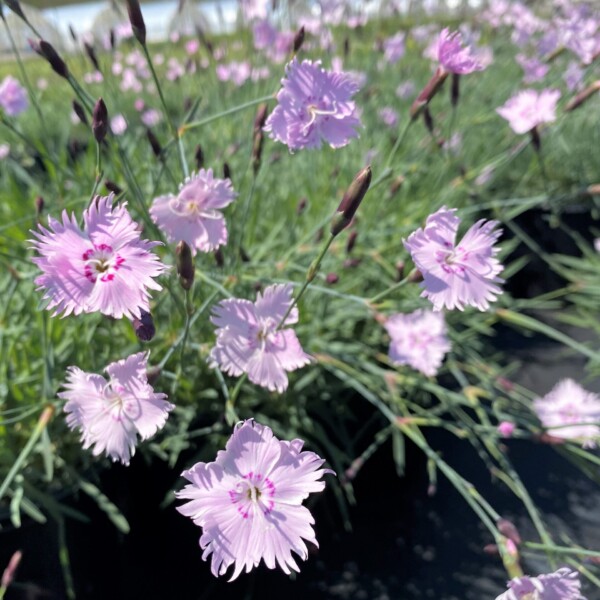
[[497, 421, 515, 437], [216, 61, 252, 86], [378, 107, 398, 127], [396, 80, 415, 100], [383, 32, 406, 64], [141, 108, 161, 127], [0, 76, 28, 117], [495, 568, 586, 600], [403, 206, 503, 311], [185, 39, 200, 55], [0, 143, 9, 159], [150, 169, 237, 255], [176, 420, 334, 579], [516, 54, 549, 84], [496, 89, 560, 135], [240, 0, 269, 21], [533, 379, 600, 447], [60, 352, 174, 465], [30, 195, 166, 319], [110, 114, 127, 135], [384, 309, 451, 376], [209, 284, 311, 393], [437, 28, 485, 74], [264, 58, 362, 151]]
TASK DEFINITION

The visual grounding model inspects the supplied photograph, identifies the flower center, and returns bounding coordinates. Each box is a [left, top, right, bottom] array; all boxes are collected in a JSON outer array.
[[228, 472, 276, 519], [82, 243, 125, 283], [436, 244, 469, 274], [168, 196, 220, 220], [303, 100, 338, 133]]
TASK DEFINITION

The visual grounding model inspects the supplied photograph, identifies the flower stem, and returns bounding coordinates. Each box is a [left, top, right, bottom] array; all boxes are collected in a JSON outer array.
[[89, 140, 103, 203], [371, 117, 413, 189], [369, 269, 417, 304]]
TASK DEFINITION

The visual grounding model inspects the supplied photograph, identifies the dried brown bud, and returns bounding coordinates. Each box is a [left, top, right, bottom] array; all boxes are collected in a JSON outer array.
[[296, 197, 308, 215], [72, 100, 88, 125], [146, 365, 161, 385], [109, 28, 116, 51], [293, 26, 305, 53], [410, 66, 448, 119], [30, 39, 69, 79], [34, 195, 44, 216], [252, 131, 264, 175], [331, 166, 372, 236], [239, 246, 251, 263], [214, 248, 224, 267], [565, 80, 600, 112], [423, 106, 435, 134], [146, 128, 162, 158], [84, 42, 100, 72], [194, 144, 204, 170], [343, 37, 350, 58], [253, 103, 269, 134], [395, 260, 405, 282], [132, 310, 155, 342], [450, 73, 460, 107], [176, 241, 194, 290], [529, 126, 541, 152], [346, 230, 358, 254], [92, 98, 108, 143], [497, 519, 522, 545], [126, 0, 146, 45], [104, 180, 122, 195], [407, 269, 423, 283], [325, 272, 339, 285], [223, 162, 231, 180]]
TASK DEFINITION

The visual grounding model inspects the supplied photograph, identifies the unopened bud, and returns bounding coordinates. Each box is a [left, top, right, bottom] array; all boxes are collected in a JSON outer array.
[[239, 246, 250, 263], [252, 131, 264, 175], [343, 37, 350, 58], [450, 73, 460, 107], [132, 310, 155, 342], [109, 28, 116, 51], [529, 126, 541, 152], [253, 103, 268, 134], [104, 179, 122, 195], [343, 257, 362, 268], [72, 100, 88, 125], [223, 162, 231, 180], [30, 39, 69, 79], [194, 144, 204, 170], [146, 128, 162, 158], [410, 66, 448, 119], [395, 260, 405, 281], [126, 0, 146, 45], [325, 272, 339, 285], [483, 544, 499, 556], [296, 197, 308, 215], [1, 550, 22, 590], [331, 166, 372, 236], [146, 365, 161, 385], [346, 230, 358, 254], [92, 98, 108, 143], [407, 269, 423, 283], [497, 519, 522, 545], [565, 80, 600, 112], [423, 106, 435, 134], [84, 42, 100, 72], [34, 195, 44, 216], [176, 241, 194, 290], [293, 26, 305, 53], [214, 247, 224, 267]]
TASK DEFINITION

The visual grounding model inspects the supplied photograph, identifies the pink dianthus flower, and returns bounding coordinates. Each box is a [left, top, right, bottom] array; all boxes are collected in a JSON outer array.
[[403, 206, 503, 311], [176, 420, 334, 580], [31, 195, 166, 319], [437, 28, 485, 75], [495, 568, 586, 600], [264, 58, 362, 151], [384, 309, 451, 376], [150, 169, 237, 255], [209, 284, 311, 393], [60, 352, 174, 465], [533, 379, 600, 447], [0, 76, 28, 117], [496, 89, 560, 135]]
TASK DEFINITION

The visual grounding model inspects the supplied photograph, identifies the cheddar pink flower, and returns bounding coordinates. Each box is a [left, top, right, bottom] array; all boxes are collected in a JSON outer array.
[[495, 568, 586, 600], [437, 28, 485, 74], [150, 169, 237, 255], [31, 195, 166, 319], [176, 420, 334, 580], [534, 379, 600, 447], [0, 76, 28, 117], [60, 352, 174, 465], [384, 309, 450, 376], [496, 89, 560, 134], [209, 284, 311, 392], [264, 58, 362, 151], [403, 206, 503, 311]]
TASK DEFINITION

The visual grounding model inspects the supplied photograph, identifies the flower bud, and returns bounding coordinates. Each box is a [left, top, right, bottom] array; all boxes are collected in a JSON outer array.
[[252, 131, 264, 175], [325, 272, 339, 285], [343, 37, 350, 58], [146, 365, 161, 385], [109, 28, 116, 51], [132, 310, 155, 342], [343, 257, 362, 269], [35, 195, 44, 216], [126, 0, 146, 45], [146, 128, 162, 158], [529, 126, 541, 152], [239, 246, 251, 263], [223, 162, 231, 180], [29, 39, 69, 79], [331, 166, 372, 237], [72, 100, 87, 125], [346, 230, 358, 254], [194, 144, 204, 170], [293, 26, 305, 53], [296, 197, 308, 215], [253, 103, 268, 134], [395, 260, 405, 281], [410, 66, 448, 119], [84, 41, 100, 72], [1, 550, 22, 590], [407, 269, 423, 283], [497, 518, 522, 545], [92, 98, 108, 143], [423, 106, 435, 135], [176, 241, 194, 290], [104, 179, 122, 195], [214, 247, 224, 267], [450, 73, 460, 107]]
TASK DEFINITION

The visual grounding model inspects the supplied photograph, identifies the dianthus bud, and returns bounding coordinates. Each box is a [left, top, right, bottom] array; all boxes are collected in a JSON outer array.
[[252, 131, 264, 175], [146, 128, 162, 158], [104, 179, 122, 195], [346, 230, 358, 254], [497, 519, 522, 545], [325, 272, 339, 285], [109, 28, 116, 51], [410, 66, 448, 119], [293, 26, 305, 53], [35, 195, 44, 216], [132, 310, 155, 342], [4, 0, 26, 21], [84, 41, 100, 72], [343, 37, 350, 58], [407, 269, 423, 283], [176, 241, 194, 290], [343, 257, 361, 269], [423, 106, 435, 134], [296, 197, 308, 215], [214, 248, 224, 267], [331, 166, 372, 237], [565, 80, 600, 112], [395, 260, 405, 281], [72, 100, 87, 125], [529, 126, 541, 152], [29, 39, 69, 79], [1, 550, 22, 590], [253, 103, 268, 134], [146, 365, 161, 385], [240, 247, 250, 263], [126, 0, 146, 45], [194, 144, 204, 170], [223, 162, 231, 180], [450, 73, 460, 107], [92, 98, 108, 143]]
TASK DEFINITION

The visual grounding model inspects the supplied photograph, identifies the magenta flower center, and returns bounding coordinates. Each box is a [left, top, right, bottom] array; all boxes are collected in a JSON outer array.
[[436, 243, 469, 274], [228, 472, 276, 519], [82, 243, 125, 283]]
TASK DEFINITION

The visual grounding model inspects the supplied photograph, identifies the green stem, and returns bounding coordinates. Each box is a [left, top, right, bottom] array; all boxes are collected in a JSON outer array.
[[371, 118, 413, 189], [369, 269, 416, 304], [89, 141, 103, 203]]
